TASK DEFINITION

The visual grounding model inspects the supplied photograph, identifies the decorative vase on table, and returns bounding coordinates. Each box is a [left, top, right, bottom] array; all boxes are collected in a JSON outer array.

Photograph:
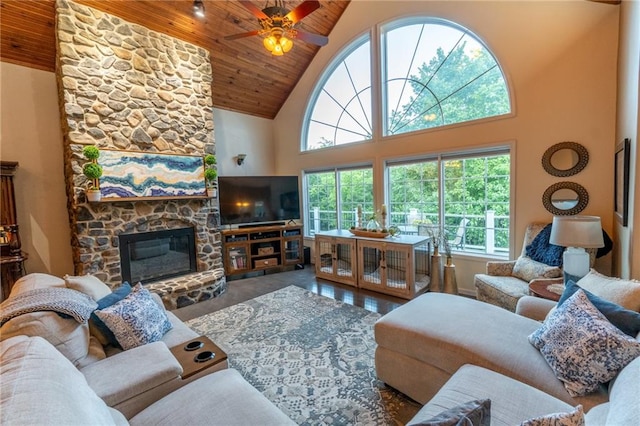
[[443, 257, 458, 295], [430, 248, 442, 292]]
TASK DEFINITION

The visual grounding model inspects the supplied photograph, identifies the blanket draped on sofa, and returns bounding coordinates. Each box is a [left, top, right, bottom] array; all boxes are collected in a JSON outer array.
[[0, 288, 97, 326]]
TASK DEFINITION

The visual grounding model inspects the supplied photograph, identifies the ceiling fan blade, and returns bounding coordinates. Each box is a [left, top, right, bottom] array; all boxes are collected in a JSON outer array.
[[224, 30, 261, 41], [295, 30, 328, 46], [285, 0, 321, 24], [238, 1, 270, 20]]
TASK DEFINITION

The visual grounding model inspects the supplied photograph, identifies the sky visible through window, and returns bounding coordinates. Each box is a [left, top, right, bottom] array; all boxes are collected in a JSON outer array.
[[304, 19, 509, 150]]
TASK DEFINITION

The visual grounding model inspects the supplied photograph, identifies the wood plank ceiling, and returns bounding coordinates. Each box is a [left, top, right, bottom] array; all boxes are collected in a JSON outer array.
[[0, 0, 350, 119]]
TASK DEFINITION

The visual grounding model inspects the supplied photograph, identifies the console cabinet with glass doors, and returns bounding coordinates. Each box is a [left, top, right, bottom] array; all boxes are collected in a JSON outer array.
[[222, 225, 303, 277], [314, 230, 358, 287]]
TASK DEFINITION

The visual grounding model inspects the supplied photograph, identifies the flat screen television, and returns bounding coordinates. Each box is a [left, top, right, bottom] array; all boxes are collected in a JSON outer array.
[[218, 176, 300, 226]]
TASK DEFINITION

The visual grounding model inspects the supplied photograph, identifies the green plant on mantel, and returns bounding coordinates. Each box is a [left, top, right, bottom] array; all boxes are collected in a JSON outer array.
[[82, 145, 102, 190], [203, 154, 217, 187]]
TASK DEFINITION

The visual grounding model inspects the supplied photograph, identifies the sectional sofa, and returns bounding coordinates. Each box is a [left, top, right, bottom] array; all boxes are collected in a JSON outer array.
[[0, 273, 293, 425], [377, 270, 640, 425]]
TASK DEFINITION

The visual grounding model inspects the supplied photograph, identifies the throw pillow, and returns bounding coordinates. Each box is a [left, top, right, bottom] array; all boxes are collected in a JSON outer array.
[[409, 399, 490, 426], [89, 282, 132, 347], [576, 269, 640, 312], [94, 284, 172, 350], [559, 281, 640, 337], [525, 223, 564, 267], [520, 405, 584, 426], [528, 290, 640, 396], [64, 274, 112, 301], [512, 256, 562, 282]]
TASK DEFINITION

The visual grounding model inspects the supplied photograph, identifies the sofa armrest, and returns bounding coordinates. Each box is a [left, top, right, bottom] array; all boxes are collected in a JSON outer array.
[[486, 260, 516, 276], [515, 296, 557, 321], [80, 341, 183, 407]]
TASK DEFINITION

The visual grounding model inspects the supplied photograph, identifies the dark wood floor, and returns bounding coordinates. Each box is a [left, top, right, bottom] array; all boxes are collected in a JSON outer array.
[[173, 266, 408, 322]]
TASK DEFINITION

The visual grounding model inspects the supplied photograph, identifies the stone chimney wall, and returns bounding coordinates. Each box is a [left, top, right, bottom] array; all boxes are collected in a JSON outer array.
[[55, 0, 223, 291]]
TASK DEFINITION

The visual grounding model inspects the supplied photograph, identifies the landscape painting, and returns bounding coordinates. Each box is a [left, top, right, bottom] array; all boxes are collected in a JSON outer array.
[[100, 150, 206, 199]]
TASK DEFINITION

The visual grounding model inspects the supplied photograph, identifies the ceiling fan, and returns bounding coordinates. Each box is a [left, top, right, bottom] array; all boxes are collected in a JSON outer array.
[[225, 0, 329, 56]]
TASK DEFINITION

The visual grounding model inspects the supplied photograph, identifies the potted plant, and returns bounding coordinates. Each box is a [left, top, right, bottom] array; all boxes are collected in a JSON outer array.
[[82, 145, 102, 202], [203, 154, 217, 197]]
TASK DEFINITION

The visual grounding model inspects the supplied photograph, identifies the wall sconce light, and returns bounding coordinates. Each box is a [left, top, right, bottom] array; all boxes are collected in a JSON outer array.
[[236, 154, 247, 166], [193, 0, 205, 18]]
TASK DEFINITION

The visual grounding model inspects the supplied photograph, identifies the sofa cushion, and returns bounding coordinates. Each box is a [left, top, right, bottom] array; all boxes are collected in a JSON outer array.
[[576, 269, 640, 312], [519, 405, 584, 426], [606, 356, 640, 425], [90, 282, 132, 347], [528, 290, 640, 396], [129, 368, 296, 425], [408, 364, 574, 426], [9, 273, 65, 297], [375, 293, 608, 409], [95, 284, 172, 351], [0, 335, 127, 425], [64, 274, 112, 301], [559, 280, 640, 336], [512, 256, 562, 283], [0, 309, 98, 368], [409, 399, 491, 426]]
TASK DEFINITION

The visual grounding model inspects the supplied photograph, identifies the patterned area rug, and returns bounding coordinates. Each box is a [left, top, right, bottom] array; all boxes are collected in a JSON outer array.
[[186, 285, 420, 425]]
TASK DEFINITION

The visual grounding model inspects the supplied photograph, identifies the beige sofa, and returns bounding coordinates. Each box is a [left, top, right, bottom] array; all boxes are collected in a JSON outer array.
[[0, 273, 293, 424], [375, 271, 640, 424]]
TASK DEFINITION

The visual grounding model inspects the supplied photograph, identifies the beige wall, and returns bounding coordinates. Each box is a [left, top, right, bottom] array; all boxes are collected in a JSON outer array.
[[616, 0, 640, 278], [272, 1, 622, 293], [213, 108, 276, 177], [0, 62, 73, 276]]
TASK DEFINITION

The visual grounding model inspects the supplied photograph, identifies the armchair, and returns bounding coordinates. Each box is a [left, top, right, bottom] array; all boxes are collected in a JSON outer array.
[[474, 223, 564, 312]]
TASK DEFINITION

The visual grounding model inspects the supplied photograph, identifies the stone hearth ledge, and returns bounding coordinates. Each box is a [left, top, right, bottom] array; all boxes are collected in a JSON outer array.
[[146, 268, 226, 310]]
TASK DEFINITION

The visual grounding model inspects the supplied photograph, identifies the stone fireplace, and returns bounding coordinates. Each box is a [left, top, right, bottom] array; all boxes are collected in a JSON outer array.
[[55, 0, 226, 308]]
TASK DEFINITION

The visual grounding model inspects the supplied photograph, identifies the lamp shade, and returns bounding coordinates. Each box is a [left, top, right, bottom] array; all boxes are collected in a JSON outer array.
[[549, 215, 604, 248]]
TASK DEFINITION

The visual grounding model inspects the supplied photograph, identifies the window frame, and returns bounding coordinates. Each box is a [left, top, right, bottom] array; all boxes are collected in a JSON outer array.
[[384, 145, 512, 258]]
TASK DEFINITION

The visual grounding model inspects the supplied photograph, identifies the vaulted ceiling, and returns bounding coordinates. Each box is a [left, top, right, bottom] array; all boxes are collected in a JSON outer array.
[[0, 0, 350, 119]]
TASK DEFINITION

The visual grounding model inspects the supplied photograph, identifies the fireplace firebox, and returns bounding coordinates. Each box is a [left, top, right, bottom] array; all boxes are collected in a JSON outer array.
[[119, 227, 197, 284]]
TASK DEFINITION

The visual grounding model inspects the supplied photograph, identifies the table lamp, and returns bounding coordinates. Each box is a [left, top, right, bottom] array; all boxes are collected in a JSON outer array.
[[549, 215, 604, 283]]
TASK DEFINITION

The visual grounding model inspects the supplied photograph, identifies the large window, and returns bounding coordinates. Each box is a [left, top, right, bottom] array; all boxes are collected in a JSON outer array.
[[387, 149, 510, 255], [303, 18, 510, 150], [305, 167, 373, 235]]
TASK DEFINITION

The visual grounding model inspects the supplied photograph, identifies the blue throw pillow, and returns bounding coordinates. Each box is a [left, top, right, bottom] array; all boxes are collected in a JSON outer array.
[[89, 282, 132, 347], [559, 280, 640, 337], [94, 284, 172, 351], [525, 223, 564, 267], [529, 290, 640, 396]]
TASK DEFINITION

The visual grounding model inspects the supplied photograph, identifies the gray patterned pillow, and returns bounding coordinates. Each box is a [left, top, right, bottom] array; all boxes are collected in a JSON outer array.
[[528, 290, 640, 396], [94, 284, 172, 350], [519, 405, 584, 426], [408, 399, 491, 426], [512, 256, 562, 282]]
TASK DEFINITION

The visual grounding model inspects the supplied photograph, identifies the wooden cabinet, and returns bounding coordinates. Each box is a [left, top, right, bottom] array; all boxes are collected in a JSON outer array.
[[357, 236, 430, 299], [315, 230, 431, 299], [222, 225, 303, 277], [315, 230, 358, 287], [1, 161, 26, 301]]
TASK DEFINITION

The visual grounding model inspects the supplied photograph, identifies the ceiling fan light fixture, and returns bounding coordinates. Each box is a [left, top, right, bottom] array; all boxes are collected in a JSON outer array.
[[263, 27, 294, 55], [193, 0, 205, 18]]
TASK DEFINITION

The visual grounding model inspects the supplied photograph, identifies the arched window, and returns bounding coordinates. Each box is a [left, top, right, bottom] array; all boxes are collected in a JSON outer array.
[[302, 18, 510, 150], [304, 34, 371, 150]]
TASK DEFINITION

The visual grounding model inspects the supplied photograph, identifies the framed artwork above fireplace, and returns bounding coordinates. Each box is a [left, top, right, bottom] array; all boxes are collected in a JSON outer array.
[[99, 150, 206, 200]]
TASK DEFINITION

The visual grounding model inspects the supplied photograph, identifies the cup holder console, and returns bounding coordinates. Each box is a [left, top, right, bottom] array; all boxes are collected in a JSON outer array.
[[184, 341, 204, 351], [194, 350, 215, 363]]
